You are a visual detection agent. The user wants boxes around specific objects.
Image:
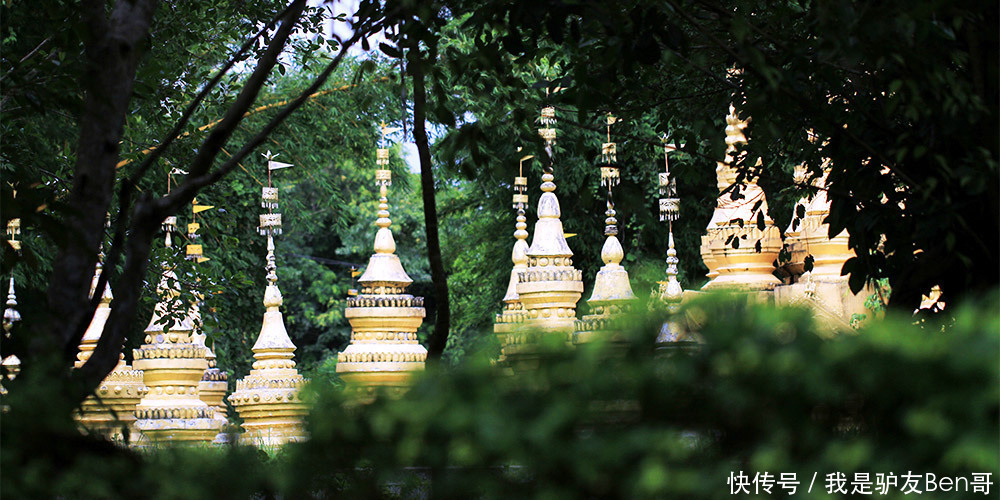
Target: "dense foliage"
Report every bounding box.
[3,296,996,498]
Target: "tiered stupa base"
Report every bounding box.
[494,305,526,362]
[76,361,147,443]
[199,367,230,443]
[700,225,783,292]
[574,307,630,345]
[338,292,427,400]
[230,369,307,446]
[337,333,427,399]
[132,347,222,444]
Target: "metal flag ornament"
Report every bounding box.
[538,106,557,146]
[600,113,620,189]
[514,148,532,209]
[187,199,213,263]
[375,122,395,189]
[659,134,680,223]
[259,151,291,238]
[5,194,20,252]
[600,113,622,237]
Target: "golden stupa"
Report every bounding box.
[575,115,636,343]
[773,158,867,330]
[700,105,782,291]
[74,253,147,442]
[337,129,427,396]
[495,155,531,360]
[230,166,308,446]
[782,162,854,280]
[230,237,308,445]
[512,106,584,348]
[131,227,222,443]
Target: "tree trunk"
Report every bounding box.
[41,0,160,376]
[409,56,451,359]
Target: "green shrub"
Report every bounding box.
[3,294,996,499]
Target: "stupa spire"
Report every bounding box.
[3,212,23,384]
[495,150,532,359]
[2,276,19,336]
[663,232,683,304]
[513,104,584,345]
[76,246,114,368]
[250,235,297,360]
[576,114,636,343]
[337,124,427,397]
[653,137,684,305]
[647,141,694,346]
[231,157,307,444]
[700,105,782,290]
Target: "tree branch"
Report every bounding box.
[125,1,300,186]
[76,7,377,396]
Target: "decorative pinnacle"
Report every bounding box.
[90,248,113,303]
[604,202,618,237]
[251,233,296,368]
[664,231,683,304]
[724,104,748,154]
[3,276,19,334]
[263,235,282,310]
[162,216,177,248]
[372,133,397,256]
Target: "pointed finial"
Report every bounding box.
[724,104,749,154]
[597,114,624,265]
[263,235,282,310]
[249,157,296,368]
[373,127,396,255]
[3,276,20,334]
[664,231,683,304]
[501,155,532,306]
[162,216,177,247]
[600,113,621,238]
[90,246,113,303]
